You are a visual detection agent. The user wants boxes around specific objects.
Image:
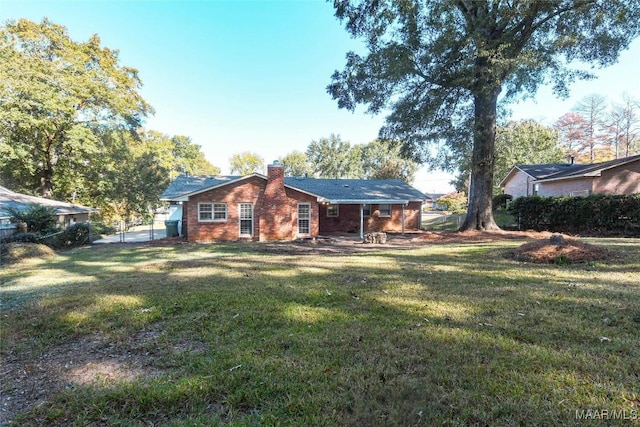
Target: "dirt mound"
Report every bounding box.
[1,242,56,263]
[505,237,613,264]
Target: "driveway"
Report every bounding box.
[93,224,167,244]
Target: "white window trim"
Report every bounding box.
[239,203,253,237]
[298,203,311,235]
[198,202,213,222]
[327,204,339,217]
[198,202,227,222]
[213,203,227,221]
[379,204,391,217]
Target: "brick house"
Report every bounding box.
[499,154,640,199]
[159,161,426,242]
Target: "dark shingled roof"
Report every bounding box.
[284,177,426,202]
[515,154,640,182]
[0,186,95,219]
[160,175,243,200]
[160,174,426,203]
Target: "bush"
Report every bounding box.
[50,223,94,249]
[6,205,58,234]
[492,194,513,211]
[437,192,467,214]
[507,194,640,234]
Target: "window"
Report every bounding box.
[198,202,227,222]
[213,203,227,220]
[379,204,391,217]
[298,203,310,235]
[239,203,253,236]
[198,203,213,221]
[362,204,371,217]
[327,204,339,217]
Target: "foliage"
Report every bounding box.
[6,204,58,233]
[0,19,218,223]
[2,241,639,425]
[303,136,419,182]
[360,139,418,182]
[436,192,467,214]
[305,134,363,179]
[49,223,93,249]
[0,18,152,197]
[229,152,265,175]
[507,194,640,234]
[328,1,640,231]
[493,120,566,191]
[279,151,314,177]
[492,194,513,211]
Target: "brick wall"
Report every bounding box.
[184,169,321,242]
[319,202,422,234]
[503,170,532,198]
[593,160,640,195]
[539,178,592,197]
[185,176,265,242]
[260,163,294,241]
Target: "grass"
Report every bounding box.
[1,239,639,426]
[422,211,518,231]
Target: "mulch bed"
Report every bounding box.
[504,237,615,264]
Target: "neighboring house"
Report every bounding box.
[423,193,446,211]
[159,161,426,242]
[499,154,640,198]
[0,185,95,237]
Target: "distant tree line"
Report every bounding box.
[228,135,419,183]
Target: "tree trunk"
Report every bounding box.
[459,87,500,231]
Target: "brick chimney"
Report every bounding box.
[260,161,293,240]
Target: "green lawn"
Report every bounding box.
[422,211,518,231]
[1,239,639,426]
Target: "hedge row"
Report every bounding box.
[507,194,640,234]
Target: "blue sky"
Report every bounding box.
[2,0,639,194]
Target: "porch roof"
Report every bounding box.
[283,177,426,203]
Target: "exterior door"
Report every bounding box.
[239,203,253,237]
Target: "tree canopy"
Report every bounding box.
[494,120,565,193]
[329,0,640,230]
[0,18,219,222]
[0,18,152,197]
[229,152,265,175]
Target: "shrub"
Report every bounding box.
[437,192,467,214]
[507,194,640,234]
[50,223,94,249]
[492,194,513,211]
[6,205,58,234]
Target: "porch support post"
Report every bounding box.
[401,203,406,235]
[360,204,364,241]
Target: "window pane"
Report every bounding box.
[213,203,227,220]
[240,204,253,236]
[199,204,212,220]
[298,203,310,234]
[379,204,391,217]
[363,204,371,217]
[327,204,339,217]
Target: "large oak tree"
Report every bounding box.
[328,0,640,230]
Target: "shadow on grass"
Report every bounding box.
[1,239,639,425]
